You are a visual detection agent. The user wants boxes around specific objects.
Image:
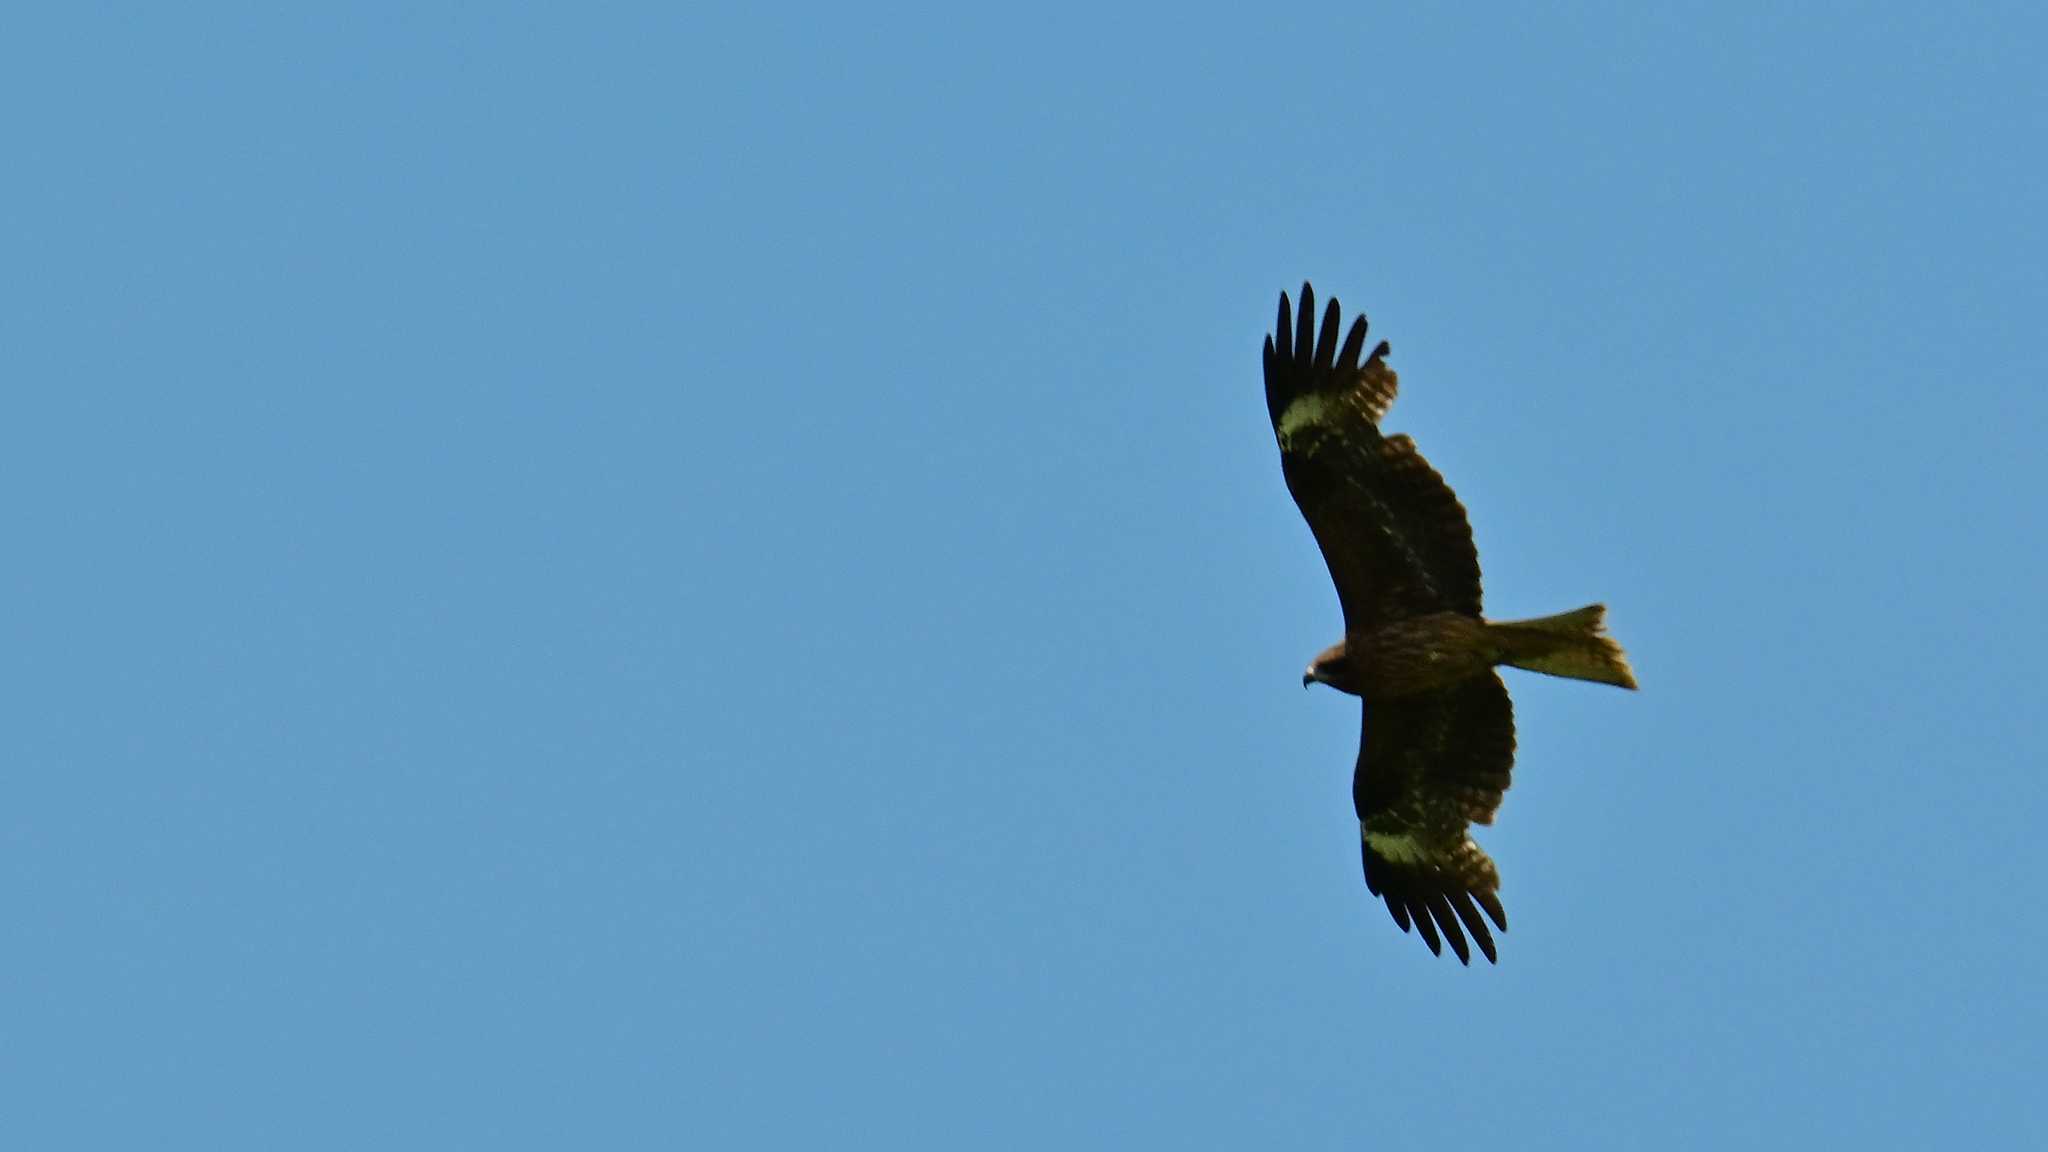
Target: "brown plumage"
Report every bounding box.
[1265,283,1636,965]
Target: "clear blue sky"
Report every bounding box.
[5,4,2044,1148]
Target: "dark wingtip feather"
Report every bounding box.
[1314,298,1341,370]
[1295,284,1315,363]
[1410,899,1443,956]
[1475,890,1507,932]
[1276,292,1292,363]
[1336,316,1369,374]
[1447,890,1497,964]
[1384,895,1411,932]
[1425,892,1472,965]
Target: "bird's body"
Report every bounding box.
[1265,283,1636,965]
[1308,613,1495,699]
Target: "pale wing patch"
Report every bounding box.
[1363,826,1429,866]
[1275,392,1330,447]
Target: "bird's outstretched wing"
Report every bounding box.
[1263,284,1482,632]
[1354,671,1516,964]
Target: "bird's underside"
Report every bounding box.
[1264,283,1636,965]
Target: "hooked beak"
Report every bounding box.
[1302,667,1318,689]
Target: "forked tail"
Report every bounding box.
[1488,605,1638,689]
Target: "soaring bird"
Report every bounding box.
[1265,283,1636,964]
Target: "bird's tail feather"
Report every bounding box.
[1488,605,1637,690]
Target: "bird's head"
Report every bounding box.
[1302,641,1361,695]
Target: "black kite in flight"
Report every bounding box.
[1266,283,1637,964]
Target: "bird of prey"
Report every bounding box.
[1266,283,1636,965]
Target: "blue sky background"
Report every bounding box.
[5,4,2044,1148]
